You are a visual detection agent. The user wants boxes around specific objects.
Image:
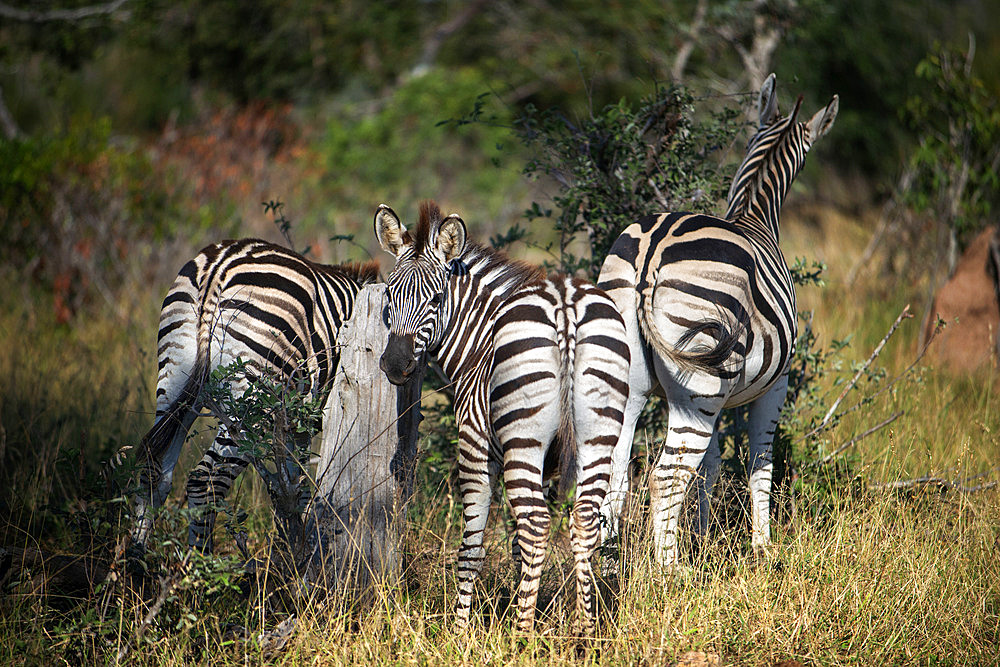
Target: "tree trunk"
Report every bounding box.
[303,284,423,598]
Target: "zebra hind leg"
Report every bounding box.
[505,463,550,634]
[130,408,198,557]
[693,427,722,544]
[648,410,717,569]
[185,428,252,552]
[746,375,787,557]
[569,494,602,637]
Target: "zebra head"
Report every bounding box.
[725,73,839,227]
[753,72,839,172]
[375,201,467,385]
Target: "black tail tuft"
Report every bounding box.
[138,360,208,477]
[674,318,745,371]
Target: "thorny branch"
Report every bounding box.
[817,411,903,465]
[800,305,946,464]
[0,0,129,22]
[116,550,191,662]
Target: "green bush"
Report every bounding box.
[313,68,524,234]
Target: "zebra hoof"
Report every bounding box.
[750,546,783,573]
[124,547,149,576]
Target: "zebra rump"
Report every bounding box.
[131,238,378,554]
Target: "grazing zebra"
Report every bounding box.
[131,238,378,554]
[598,74,839,565]
[375,201,629,636]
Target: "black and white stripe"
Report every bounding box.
[131,239,378,553]
[376,201,629,636]
[598,74,838,565]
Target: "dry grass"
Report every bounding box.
[1,201,999,666]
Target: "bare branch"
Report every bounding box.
[670,0,708,83]
[817,305,912,430]
[817,411,903,464]
[117,551,190,662]
[868,470,999,494]
[0,0,129,22]
[0,85,20,140]
[410,0,489,77]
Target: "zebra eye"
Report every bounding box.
[382,304,390,327]
[428,293,442,307]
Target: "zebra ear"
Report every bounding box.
[758,73,779,128]
[435,214,467,263]
[806,94,839,142]
[374,204,408,257]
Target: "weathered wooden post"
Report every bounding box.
[304,284,423,596]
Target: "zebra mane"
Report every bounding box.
[724,96,804,223]
[409,198,543,290]
[335,260,380,284]
[458,241,545,294]
[411,199,442,257]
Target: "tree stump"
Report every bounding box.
[304,284,423,596]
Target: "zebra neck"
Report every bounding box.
[732,209,782,249]
[436,252,539,382]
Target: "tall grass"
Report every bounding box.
[1,201,998,665]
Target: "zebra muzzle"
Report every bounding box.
[380,333,419,385]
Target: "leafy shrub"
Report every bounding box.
[0,115,180,321]
[512,84,744,277]
[313,68,524,234]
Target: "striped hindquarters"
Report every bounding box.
[148,238,377,460]
[611,211,793,399]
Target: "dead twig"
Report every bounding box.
[817,411,903,464]
[818,305,912,430]
[868,473,998,494]
[799,306,945,451]
[116,550,191,662]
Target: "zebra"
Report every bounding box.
[375,201,629,636]
[130,238,378,555]
[597,74,839,566]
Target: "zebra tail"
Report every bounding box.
[637,291,742,375]
[140,278,215,482]
[556,304,578,502]
[138,357,207,480]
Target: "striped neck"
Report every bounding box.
[437,243,543,378]
[724,110,809,245]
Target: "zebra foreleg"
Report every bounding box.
[453,432,495,629]
[746,374,787,555]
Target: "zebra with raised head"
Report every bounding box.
[131,238,378,554]
[375,201,629,636]
[598,74,838,565]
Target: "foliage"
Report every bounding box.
[902,42,1000,250]
[778,0,949,176]
[312,67,524,237]
[0,115,181,322]
[509,85,744,278]
[201,358,324,553]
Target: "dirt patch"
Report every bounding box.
[925,226,1000,373]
